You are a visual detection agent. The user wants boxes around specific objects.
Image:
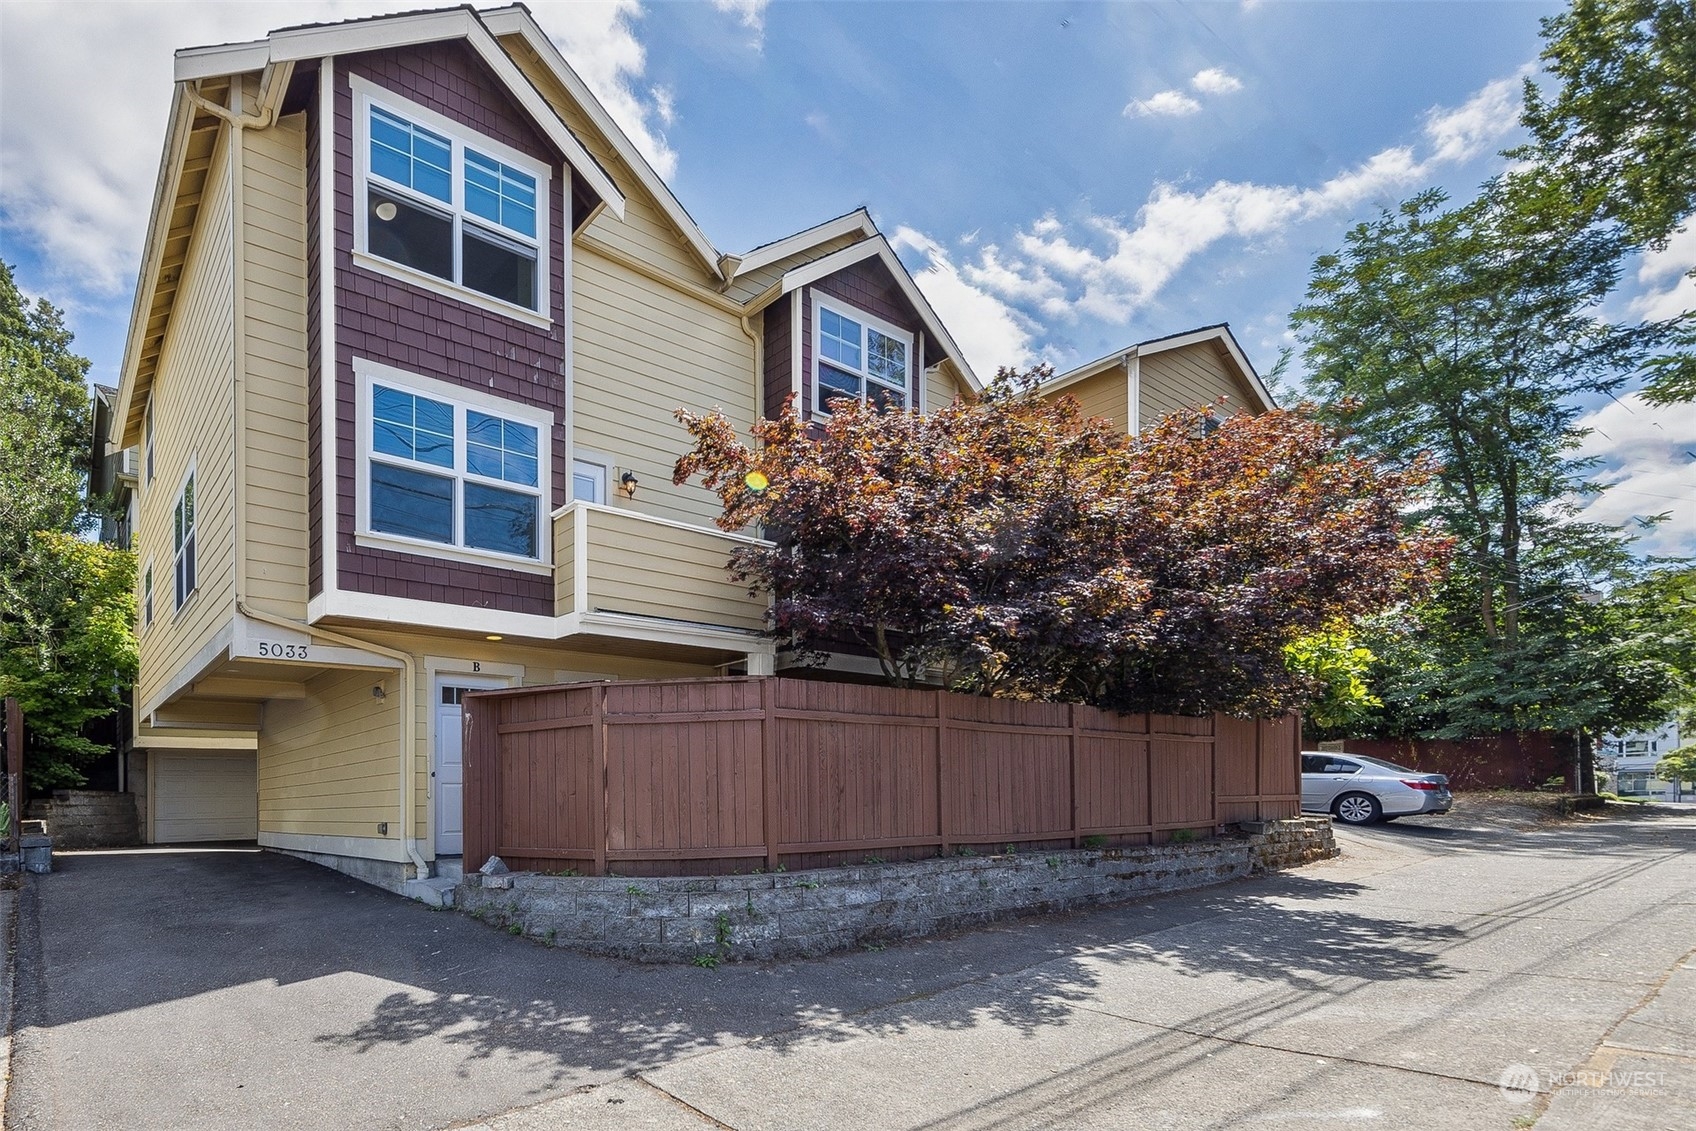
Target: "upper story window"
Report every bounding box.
[142,561,154,630]
[355,359,552,570]
[813,297,913,414]
[173,467,196,611]
[352,77,551,319]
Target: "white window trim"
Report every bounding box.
[143,396,155,488]
[349,74,553,328]
[172,458,197,618]
[353,357,554,575]
[811,294,916,417]
[571,451,612,504]
[141,557,155,632]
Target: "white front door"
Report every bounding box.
[433,676,507,855]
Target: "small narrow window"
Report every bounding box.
[173,470,196,610]
[143,397,155,486]
[572,459,606,504]
[142,563,154,628]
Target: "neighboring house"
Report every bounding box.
[89,383,137,548]
[1039,324,1275,432]
[1602,720,1687,801]
[111,5,1260,896]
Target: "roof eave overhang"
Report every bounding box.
[113,84,196,449]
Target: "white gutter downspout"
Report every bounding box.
[198,59,429,884]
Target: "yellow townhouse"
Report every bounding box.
[110,4,1268,900]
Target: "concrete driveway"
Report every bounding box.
[5,806,1693,1131]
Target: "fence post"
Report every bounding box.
[1069,703,1080,848]
[5,697,20,855]
[591,684,608,876]
[935,688,950,856]
[761,678,779,872]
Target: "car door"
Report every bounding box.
[1300,755,1328,811]
[1315,758,1364,808]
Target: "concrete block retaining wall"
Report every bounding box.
[456,816,1337,963]
[25,790,140,850]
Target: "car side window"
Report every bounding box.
[1301,755,1325,774]
[1323,760,1360,774]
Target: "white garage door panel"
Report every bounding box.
[154,753,258,842]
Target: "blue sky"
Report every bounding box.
[2,0,1691,554]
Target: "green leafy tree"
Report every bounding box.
[1292,187,1687,783]
[1655,744,1696,788]
[674,377,1447,717]
[1284,625,1382,736]
[0,261,137,787]
[1518,0,1696,404]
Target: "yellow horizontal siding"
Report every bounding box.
[1141,343,1255,426]
[554,511,576,614]
[136,129,238,712]
[240,115,310,621]
[1060,367,1130,432]
[260,668,400,836]
[581,509,766,631]
[572,249,756,529]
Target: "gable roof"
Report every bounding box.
[743,236,982,392]
[1042,323,1273,411]
[174,5,624,215]
[724,208,877,282]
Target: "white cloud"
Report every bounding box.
[1421,67,1530,164]
[1126,90,1202,118]
[711,0,769,44]
[891,227,1036,376]
[1630,226,1696,322]
[0,0,676,296]
[1190,67,1243,96]
[946,69,1528,326]
[1574,394,1696,556]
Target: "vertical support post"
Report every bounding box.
[936,688,950,856]
[5,697,20,854]
[1069,702,1081,848]
[761,677,779,872]
[591,683,608,876]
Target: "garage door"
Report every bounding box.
[153,753,258,842]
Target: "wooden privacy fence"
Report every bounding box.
[463,677,1301,876]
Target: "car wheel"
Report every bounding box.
[1333,792,1382,825]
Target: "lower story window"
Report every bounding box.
[359,362,551,564]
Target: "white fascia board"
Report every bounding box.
[775,237,982,392]
[174,41,273,81]
[575,611,775,654]
[480,6,720,272]
[114,86,195,447]
[734,209,877,279]
[1138,325,1275,411]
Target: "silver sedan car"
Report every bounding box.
[1301,752,1453,824]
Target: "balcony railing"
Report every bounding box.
[552,502,768,634]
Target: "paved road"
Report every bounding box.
[5,807,1693,1130]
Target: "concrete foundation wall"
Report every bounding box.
[457,816,1336,962]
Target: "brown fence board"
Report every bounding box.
[462,678,1303,875]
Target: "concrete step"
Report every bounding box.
[402,877,458,908]
[433,857,463,882]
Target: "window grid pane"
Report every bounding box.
[369,107,452,202]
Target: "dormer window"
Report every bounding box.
[352,77,550,319]
[813,298,913,414]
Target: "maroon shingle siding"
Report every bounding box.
[761,296,793,419]
[324,41,570,616]
[798,256,936,420]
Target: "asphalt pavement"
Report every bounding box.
[4,804,1692,1130]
